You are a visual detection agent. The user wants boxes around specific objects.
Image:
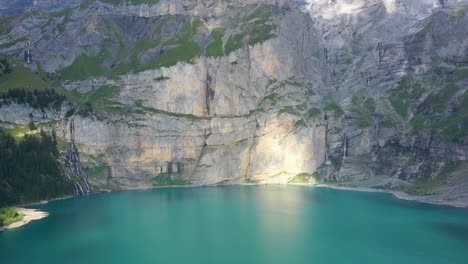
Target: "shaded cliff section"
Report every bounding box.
[312,4,468,204]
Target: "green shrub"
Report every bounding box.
[351,91,376,127]
[152,173,190,186]
[307,108,321,119]
[206,30,224,58]
[0,208,24,227]
[59,49,112,81]
[324,100,345,117]
[389,76,424,118]
[288,173,311,184]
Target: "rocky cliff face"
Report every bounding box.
[0,0,467,205]
[0,0,83,17]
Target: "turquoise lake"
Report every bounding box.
[1,185,468,264]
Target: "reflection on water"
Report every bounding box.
[1,186,468,264]
[432,222,468,242]
[246,186,309,247]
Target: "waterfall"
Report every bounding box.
[324,113,332,165]
[63,120,91,196]
[343,134,347,161]
[75,182,85,195]
[24,49,32,64]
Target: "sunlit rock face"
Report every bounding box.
[302,0,463,18]
[246,114,326,184]
[0,0,467,202]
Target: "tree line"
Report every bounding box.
[0,88,66,110]
[0,59,12,77]
[0,129,73,206]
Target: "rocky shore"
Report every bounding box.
[0,208,49,232]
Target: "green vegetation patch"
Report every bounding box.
[111,38,161,75]
[0,57,49,93]
[59,48,112,81]
[87,163,108,179]
[109,16,171,75]
[0,58,13,77]
[408,82,466,142]
[389,76,424,118]
[409,114,426,133]
[63,85,126,116]
[262,92,280,106]
[350,90,376,127]
[407,161,467,195]
[244,178,258,184]
[140,19,202,70]
[279,106,299,116]
[324,100,345,118]
[288,173,311,184]
[311,170,323,182]
[102,17,126,49]
[223,6,276,55]
[0,36,29,50]
[0,208,24,227]
[152,172,190,186]
[0,88,66,111]
[381,116,394,128]
[435,89,468,142]
[0,16,13,35]
[307,107,321,119]
[134,100,202,120]
[217,179,231,185]
[2,125,30,141]
[294,119,307,129]
[446,68,468,82]
[206,30,224,58]
[305,83,316,97]
[423,83,458,113]
[56,7,275,79]
[52,7,73,34]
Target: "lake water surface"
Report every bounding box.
[1,185,468,264]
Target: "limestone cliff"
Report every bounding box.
[0,0,467,205]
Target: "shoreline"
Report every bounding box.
[0,208,49,232]
[2,182,466,232]
[19,195,76,207]
[18,183,468,209]
[315,184,468,208]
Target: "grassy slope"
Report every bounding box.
[206,6,275,58]
[63,85,126,115]
[0,54,126,116]
[140,19,202,70]
[389,76,425,118]
[0,57,49,93]
[288,173,311,184]
[2,3,277,85]
[350,90,376,128]
[58,49,113,81]
[408,161,468,195]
